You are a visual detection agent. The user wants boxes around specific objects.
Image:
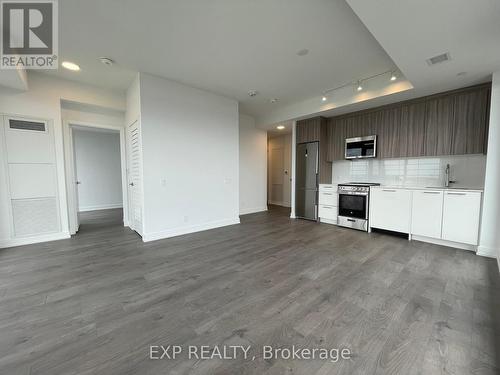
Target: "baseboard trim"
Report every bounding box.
[0,232,71,249]
[143,217,241,242]
[239,206,268,215]
[78,203,123,212]
[476,245,498,259]
[268,201,291,208]
[411,235,477,252]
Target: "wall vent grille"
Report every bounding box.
[9,119,46,132]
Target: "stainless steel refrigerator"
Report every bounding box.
[295,141,318,220]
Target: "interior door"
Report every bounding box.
[128,121,142,235]
[270,146,284,205]
[295,142,318,220]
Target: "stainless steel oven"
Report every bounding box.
[337,183,380,231]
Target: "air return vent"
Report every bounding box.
[426,52,451,66]
[9,119,46,132]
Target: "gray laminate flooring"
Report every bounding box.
[0,206,499,375]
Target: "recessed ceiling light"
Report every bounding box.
[277,125,285,130]
[99,57,114,66]
[297,49,309,56]
[270,98,279,103]
[390,72,397,81]
[356,82,363,91]
[62,61,80,71]
[248,90,258,97]
[321,96,327,102]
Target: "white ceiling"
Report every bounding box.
[346,0,500,96]
[43,0,397,118]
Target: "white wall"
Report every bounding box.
[0,72,125,247]
[138,73,240,241]
[331,154,487,189]
[239,114,267,215]
[268,133,292,207]
[73,129,123,211]
[479,71,500,261]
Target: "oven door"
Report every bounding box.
[338,193,367,219]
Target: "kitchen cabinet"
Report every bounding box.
[401,101,426,157]
[424,95,454,156]
[376,106,404,159]
[452,87,490,155]
[296,118,321,143]
[323,83,490,160]
[441,191,482,245]
[318,184,338,223]
[411,190,444,238]
[369,188,412,233]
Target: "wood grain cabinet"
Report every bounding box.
[401,101,426,157]
[424,95,454,156]
[323,83,490,161]
[451,87,490,155]
[296,118,321,143]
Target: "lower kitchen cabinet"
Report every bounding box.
[411,190,444,238]
[441,191,482,245]
[369,188,412,233]
[318,184,338,224]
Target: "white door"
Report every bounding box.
[411,190,443,238]
[128,121,142,235]
[442,191,481,245]
[269,146,284,205]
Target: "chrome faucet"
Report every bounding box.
[445,164,456,187]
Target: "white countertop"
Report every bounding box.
[373,185,484,192]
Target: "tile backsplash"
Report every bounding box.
[331,154,486,189]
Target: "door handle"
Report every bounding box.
[75,181,81,185]
[129,182,134,186]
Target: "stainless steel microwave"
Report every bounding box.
[345,135,377,159]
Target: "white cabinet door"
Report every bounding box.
[442,191,481,245]
[370,188,412,233]
[319,191,337,206]
[318,205,337,220]
[411,190,444,238]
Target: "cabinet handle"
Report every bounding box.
[322,193,333,195]
[447,192,467,196]
[382,189,396,192]
[322,206,332,209]
[423,191,440,194]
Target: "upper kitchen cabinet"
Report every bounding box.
[424,94,454,156]
[401,100,426,157]
[323,83,491,161]
[296,117,321,143]
[451,85,491,155]
[376,106,405,159]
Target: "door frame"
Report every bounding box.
[62,120,129,234]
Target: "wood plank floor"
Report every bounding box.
[0,206,499,375]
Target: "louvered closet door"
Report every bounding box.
[128,121,143,235]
